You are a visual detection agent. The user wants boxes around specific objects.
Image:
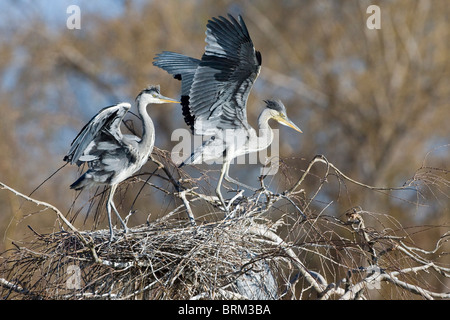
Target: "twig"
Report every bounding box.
[0,278,30,296]
[287,154,413,195]
[339,264,450,300]
[247,223,332,296]
[179,190,197,226]
[151,152,181,191]
[0,181,101,263]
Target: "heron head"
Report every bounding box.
[136,85,180,105]
[264,100,302,133]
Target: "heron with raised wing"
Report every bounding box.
[64,85,179,241]
[153,15,302,210]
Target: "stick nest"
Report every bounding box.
[1,155,449,300]
[1,214,282,300]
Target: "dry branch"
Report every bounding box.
[1,155,449,300]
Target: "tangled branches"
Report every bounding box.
[0,154,449,300]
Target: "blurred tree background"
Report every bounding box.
[0,0,448,297]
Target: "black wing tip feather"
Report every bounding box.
[256,50,262,66]
[212,13,244,28]
[181,95,195,132]
[208,14,248,37]
[206,14,261,66]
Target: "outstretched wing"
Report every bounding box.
[153,52,200,131]
[153,51,200,97]
[64,102,131,165]
[189,14,262,135]
[153,14,261,135]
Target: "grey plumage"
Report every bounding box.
[154,14,261,135]
[153,52,200,131]
[153,15,301,210]
[65,103,134,189]
[64,85,178,241]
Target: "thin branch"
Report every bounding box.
[0,181,101,263]
[288,154,414,195]
[179,190,196,226]
[248,224,334,297]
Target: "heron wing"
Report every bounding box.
[189,14,262,135]
[64,103,131,165]
[153,52,200,131]
[153,51,200,97]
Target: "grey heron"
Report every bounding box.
[64,85,179,241]
[153,15,302,210]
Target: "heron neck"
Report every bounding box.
[137,101,155,149]
[258,109,273,130]
[256,109,275,150]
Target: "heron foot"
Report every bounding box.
[219,200,229,213]
[106,227,129,245]
[217,197,229,212]
[108,229,114,244]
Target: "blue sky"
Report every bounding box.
[1,0,151,33]
[6,0,127,23]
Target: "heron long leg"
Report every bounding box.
[105,184,126,242]
[106,188,115,243]
[110,198,128,233]
[108,184,128,233]
[216,161,230,211]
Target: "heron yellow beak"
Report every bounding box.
[158,94,180,104]
[275,116,303,133]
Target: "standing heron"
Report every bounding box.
[153,15,302,209]
[64,85,179,241]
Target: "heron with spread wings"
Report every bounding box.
[64,85,179,241]
[153,15,302,209]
